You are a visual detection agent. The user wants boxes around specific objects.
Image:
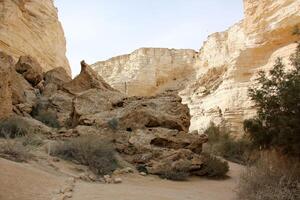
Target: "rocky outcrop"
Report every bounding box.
[32,61,207,176]
[92,0,300,135]
[0,0,71,75]
[92,48,197,96]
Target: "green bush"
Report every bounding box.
[237,154,300,200]
[204,122,252,164]
[0,117,28,138]
[244,43,300,156]
[51,136,118,175]
[197,153,229,178]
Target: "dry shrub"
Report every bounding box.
[237,153,300,200]
[0,139,33,162]
[159,163,190,181]
[197,153,229,178]
[51,135,118,175]
[0,117,28,138]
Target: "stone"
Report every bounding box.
[140,172,147,176]
[0,0,71,75]
[113,177,122,184]
[44,67,72,86]
[15,56,43,86]
[103,175,112,184]
[63,61,115,94]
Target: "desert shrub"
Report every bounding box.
[0,117,28,138]
[34,110,60,128]
[204,122,252,164]
[51,136,118,175]
[0,139,32,162]
[159,170,190,181]
[244,43,300,156]
[21,134,44,147]
[237,153,300,200]
[198,153,229,178]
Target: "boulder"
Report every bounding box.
[15,56,43,86]
[44,67,72,86]
[0,52,13,119]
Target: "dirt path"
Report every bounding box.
[72,162,243,200]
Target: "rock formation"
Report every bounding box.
[0,53,208,176]
[92,0,300,135]
[0,0,71,75]
[92,48,197,96]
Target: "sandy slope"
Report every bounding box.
[0,158,64,200]
[72,162,243,200]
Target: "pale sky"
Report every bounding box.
[55,0,244,76]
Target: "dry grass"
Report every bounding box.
[0,117,28,138]
[0,139,33,162]
[237,153,300,200]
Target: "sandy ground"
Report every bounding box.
[72,162,243,200]
[0,156,243,200]
[0,158,64,200]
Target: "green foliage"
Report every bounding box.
[51,136,118,175]
[237,154,300,200]
[204,122,252,164]
[108,118,119,130]
[244,44,300,156]
[198,153,229,178]
[0,117,28,138]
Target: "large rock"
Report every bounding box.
[44,67,72,86]
[0,52,13,119]
[15,56,43,86]
[113,128,207,175]
[0,0,71,75]
[63,61,114,94]
[78,91,190,132]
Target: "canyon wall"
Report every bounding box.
[0,0,71,75]
[92,0,300,135]
[92,48,197,96]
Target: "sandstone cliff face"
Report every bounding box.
[0,0,71,75]
[92,0,300,135]
[92,48,197,96]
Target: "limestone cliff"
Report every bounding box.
[0,0,71,75]
[92,48,197,96]
[182,0,300,134]
[92,0,300,135]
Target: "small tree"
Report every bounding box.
[244,42,300,156]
